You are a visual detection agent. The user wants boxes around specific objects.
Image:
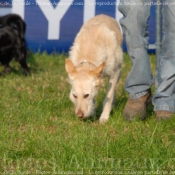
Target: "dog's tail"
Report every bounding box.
[12,20,26,39]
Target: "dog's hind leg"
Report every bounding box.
[0,56,12,74]
[99,66,121,123]
[15,46,30,76]
[19,59,30,76]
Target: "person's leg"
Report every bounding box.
[118,0,153,120]
[153,1,175,120]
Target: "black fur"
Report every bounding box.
[0,14,29,75]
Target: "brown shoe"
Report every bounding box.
[123,90,152,121]
[155,110,173,122]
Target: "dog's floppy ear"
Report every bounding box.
[65,58,77,79]
[90,62,105,76]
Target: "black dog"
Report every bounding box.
[0,14,29,75]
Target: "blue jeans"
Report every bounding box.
[119,0,175,112]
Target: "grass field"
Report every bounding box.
[0,53,175,175]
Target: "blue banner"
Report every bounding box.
[0,0,156,53]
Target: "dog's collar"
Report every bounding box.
[80,60,88,64]
[78,60,97,70]
[79,60,96,67]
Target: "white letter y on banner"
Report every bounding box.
[37,0,74,40]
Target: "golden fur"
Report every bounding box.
[65,14,123,123]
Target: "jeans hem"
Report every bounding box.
[129,91,148,99]
[154,106,175,113]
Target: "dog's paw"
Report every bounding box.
[99,116,109,124]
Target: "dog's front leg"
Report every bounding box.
[99,69,120,123]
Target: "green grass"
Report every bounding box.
[0,53,175,175]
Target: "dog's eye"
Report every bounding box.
[73,94,77,98]
[84,94,89,98]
